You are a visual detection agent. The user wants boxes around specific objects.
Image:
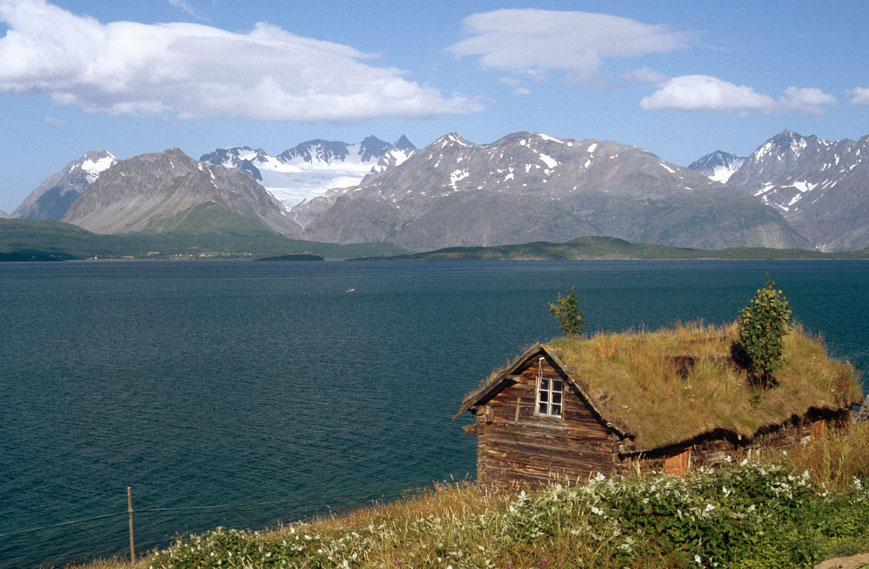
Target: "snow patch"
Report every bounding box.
[791,180,816,193]
[535,133,565,144]
[659,162,676,174]
[80,153,117,183]
[449,169,469,190]
[538,153,559,169]
[587,143,598,153]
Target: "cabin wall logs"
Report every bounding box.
[619,410,851,476]
[475,358,615,488]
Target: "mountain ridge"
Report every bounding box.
[62,148,301,237]
[692,130,869,251]
[292,131,810,251]
[200,135,416,209]
[12,151,117,220]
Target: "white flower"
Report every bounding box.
[705,503,715,512]
[695,554,702,563]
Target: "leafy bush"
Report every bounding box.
[737,277,793,386]
[548,287,585,338]
[146,460,869,569]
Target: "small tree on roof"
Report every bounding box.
[549,287,585,338]
[737,275,792,386]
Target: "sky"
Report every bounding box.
[1,0,868,213]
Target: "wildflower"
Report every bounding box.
[705,504,715,512]
[695,554,702,564]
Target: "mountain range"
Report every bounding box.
[199,135,415,209]
[689,130,869,251]
[290,132,808,250]
[6,129,867,254]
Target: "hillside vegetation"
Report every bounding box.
[544,321,862,449]
[0,211,407,260]
[72,422,869,569]
[356,237,869,261]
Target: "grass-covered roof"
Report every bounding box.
[462,321,863,451]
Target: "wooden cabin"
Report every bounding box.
[455,326,862,488]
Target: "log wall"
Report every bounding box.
[619,409,852,476]
[475,356,617,488]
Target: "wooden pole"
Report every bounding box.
[127,487,136,564]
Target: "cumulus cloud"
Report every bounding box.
[776,86,837,114]
[447,9,692,83]
[640,75,836,114]
[0,0,482,121]
[847,86,869,106]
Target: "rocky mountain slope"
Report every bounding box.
[693,130,869,251]
[0,209,8,219]
[200,135,415,209]
[12,151,117,220]
[291,132,810,251]
[62,149,300,236]
[688,151,745,184]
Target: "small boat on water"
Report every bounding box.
[345,288,356,293]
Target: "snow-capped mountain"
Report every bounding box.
[13,151,117,220]
[688,151,745,184]
[62,148,299,236]
[694,130,869,251]
[292,131,808,251]
[200,135,415,209]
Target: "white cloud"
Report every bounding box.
[513,87,531,96]
[847,86,869,106]
[623,66,668,84]
[43,116,65,127]
[498,76,521,86]
[640,75,836,114]
[0,0,483,122]
[447,9,692,83]
[776,86,837,115]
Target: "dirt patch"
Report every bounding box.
[814,552,869,569]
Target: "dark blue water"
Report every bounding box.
[0,260,866,568]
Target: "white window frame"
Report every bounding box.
[535,357,563,418]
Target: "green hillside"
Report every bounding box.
[356,236,869,261]
[0,205,408,260]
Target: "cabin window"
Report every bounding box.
[536,377,563,418]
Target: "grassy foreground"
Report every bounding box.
[71,423,869,569]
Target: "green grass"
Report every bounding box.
[71,423,869,569]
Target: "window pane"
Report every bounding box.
[553,380,563,391]
[539,378,549,390]
[552,392,562,404]
[539,391,548,402]
[539,402,548,414]
[551,404,562,416]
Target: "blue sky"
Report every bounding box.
[1,0,868,213]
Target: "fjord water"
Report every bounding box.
[1,260,866,568]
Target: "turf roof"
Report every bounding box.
[461,321,863,451]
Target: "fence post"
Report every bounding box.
[127,487,136,564]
